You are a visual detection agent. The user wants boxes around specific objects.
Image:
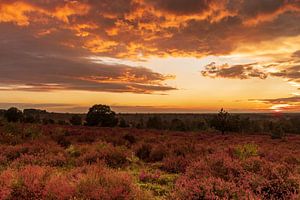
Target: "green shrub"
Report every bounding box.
[23,125,42,140]
[233,143,258,160]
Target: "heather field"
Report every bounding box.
[0,123,299,200]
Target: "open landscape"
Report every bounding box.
[0,106,300,199]
[1,0,300,199]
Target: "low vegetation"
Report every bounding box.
[0,105,299,199]
[0,121,299,199]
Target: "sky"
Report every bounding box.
[0,0,300,113]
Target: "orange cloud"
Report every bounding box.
[1,0,300,61]
[243,2,300,26]
[0,1,42,26]
[51,1,90,23]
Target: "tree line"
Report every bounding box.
[1,105,299,139]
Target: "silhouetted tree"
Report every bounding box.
[86,104,118,127]
[4,107,23,122]
[213,108,230,134]
[70,115,82,126]
[146,116,163,129]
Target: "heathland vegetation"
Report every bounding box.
[0,105,299,199]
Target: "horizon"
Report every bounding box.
[1,104,300,114]
[1,0,300,112]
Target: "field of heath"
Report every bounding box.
[0,123,300,199]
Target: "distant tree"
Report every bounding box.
[4,107,23,122]
[70,115,82,126]
[23,114,35,123]
[213,108,230,134]
[136,118,144,129]
[146,116,163,129]
[170,118,187,131]
[86,104,118,127]
[119,118,129,128]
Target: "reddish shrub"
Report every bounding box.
[43,175,76,200]
[0,169,15,199]
[136,143,152,161]
[161,156,189,173]
[10,165,49,199]
[172,176,252,200]
[149,145,167,162]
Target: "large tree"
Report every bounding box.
[4,107,23,122]
[86,104,118,127]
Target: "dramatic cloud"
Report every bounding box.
[201,62,268,79]
[1,0,300,111]
[0,24,175,93]
[0,0,300,58]
[147,0,214,15]
[201,50,300,111]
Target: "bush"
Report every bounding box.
[172,176,249,200]
[149,145,167,162]
[104,147,128,168]
[231,143,259,160]
[70,115,82,126]
[136,144,152,161]
[23,125,42,140]
[123,133,136,145]
[161,156,189,173]
[4,107,23,123]
[51,128,71,148]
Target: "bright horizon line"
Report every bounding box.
[0,104,299,114]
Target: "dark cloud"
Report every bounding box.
[0,24,175,93]
[201,62,268,79]
[1,0,300,58]
[147,0,212,15]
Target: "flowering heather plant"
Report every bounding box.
[0,124,299,199]
[0,169,14,200]
[43,174,76,200]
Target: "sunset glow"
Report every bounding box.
[0,0,300,113]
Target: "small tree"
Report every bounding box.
[86,104,118,127]
[70,115,82,126]
[213,108,230,134]
[4,107,23,122]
